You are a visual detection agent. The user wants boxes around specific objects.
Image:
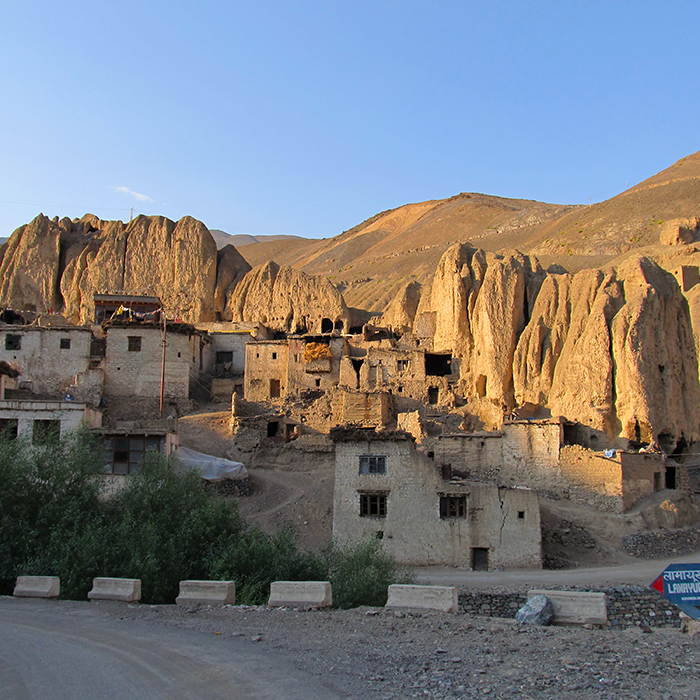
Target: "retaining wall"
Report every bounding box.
[459,585,680,629]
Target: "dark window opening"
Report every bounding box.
[104,435,160,475]
[440,495,466,519]
[425,353,452,377]
[5,334,21,351]
[0,419,18,439]
[321,318,333,333]
[285,423,296,442]
[267,421,279,438]
[471,547,489,571]
[518,511,525,519]
[654,471,664,492]
[441,463,452,480]
[398,386,403,393]
[349,326,363,335]
[33,419,60,445]
[427,451,435,460]
[269,379,281,398]
[315,378,321,387]
[60,338,71,350]
[216,351,233,365]
[397,359,408,372]
[665,467,677,490]
[128,336,142,352]
[334,320,344,331]
[375,530,384,540]
[428,387,439,405]
[359,455,387,474]
[360,494,387,517]
[272,352,277,360]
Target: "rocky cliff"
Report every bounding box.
[406,243,700,444]
[0,213,250,324]
[228,261,351,334]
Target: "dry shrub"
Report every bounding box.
[304,342,332,361]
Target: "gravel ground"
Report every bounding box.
[91,599,700,700]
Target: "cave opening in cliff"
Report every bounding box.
[351,359,364,384]
[334,320,344,331]
[425,353,452,376]
[321,318,333,333]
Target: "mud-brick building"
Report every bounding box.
[244,336,345,402]
[0,323,96,397]
[331,428,541,570]
[103,320,208,400]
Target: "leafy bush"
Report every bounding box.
[0,430,104,595]
[0,432,413,606]
[322,537,415,609]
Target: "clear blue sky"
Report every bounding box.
[1,1,698,239]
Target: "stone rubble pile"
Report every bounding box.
[622,524,700,559]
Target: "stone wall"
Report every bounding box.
[199,327,251,375]
[104,326,192,399]
[621,452,665,511]
[458,586,681,629]
[0,400,102,439]
[341,391,392,427]
[559,445,624,512]
[332,434,541,569]
[244,340,289,402]
[0,326,92,396]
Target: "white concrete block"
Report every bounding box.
[268,581,332,608]
[13,576,60,598]
[176,580,236,606]
[385,584,459,613]
[88,577,141,602]
[528,589,607,626]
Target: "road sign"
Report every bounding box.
[651,563,700,619]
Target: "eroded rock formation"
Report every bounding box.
[228,261,351,334]
[414,243,700,443]
[0,213,236,324]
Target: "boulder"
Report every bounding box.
[516,594,554,625]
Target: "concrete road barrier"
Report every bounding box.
[528,589,607,626]
[176,580,236,606]
[385,584,458,613]
[88,578,141,602]
[268,581,332,608]
[13,576,60,598]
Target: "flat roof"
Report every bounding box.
[94,294,162,305]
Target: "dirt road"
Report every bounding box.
[2,594,697,700]
[0,598,344,700]
[415,551,700,589]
